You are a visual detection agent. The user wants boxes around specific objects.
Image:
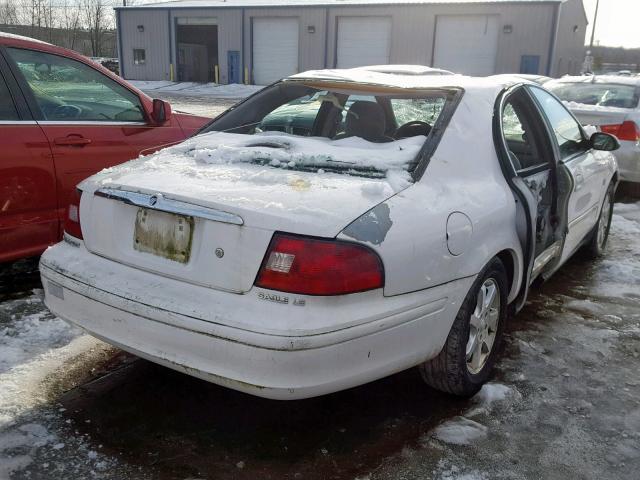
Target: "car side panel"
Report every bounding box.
[0,123,58,263]
[2,44,199,246]
[560,149,617,263]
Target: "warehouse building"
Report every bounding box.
[115,0,588,85]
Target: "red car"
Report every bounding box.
[0,33,210,263]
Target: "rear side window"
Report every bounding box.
[0,71,19,120]
[530,87,586,160]
[391,97,445,126]
[7,47,145,122]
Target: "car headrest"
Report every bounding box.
[345,101,387,142]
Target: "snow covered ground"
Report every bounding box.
[132,81,263,118]
[130,81,263,99]
[0,200,639,480]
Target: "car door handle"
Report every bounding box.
[54,135,92,146]
[574,172,584,190]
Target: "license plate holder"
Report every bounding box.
[134,208,193,263]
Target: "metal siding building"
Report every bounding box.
[116,0,587,84]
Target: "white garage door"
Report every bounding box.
[433,15,499,76]
[252,17,299,85]
[336,17,392,68]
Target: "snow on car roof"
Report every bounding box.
[288,67,521,93]
[355,65,455,76]
[549,75,640,87]
[0,31,51,45]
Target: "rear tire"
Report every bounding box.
[584,181,615,259]
[420,258,508,397]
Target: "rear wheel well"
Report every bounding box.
[496,250,516,303]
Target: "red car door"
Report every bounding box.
[0,58,57,263]
[4,47,186,227]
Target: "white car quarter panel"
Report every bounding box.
[340,90,524,301]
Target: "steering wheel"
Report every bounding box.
[394,120,431,139]
[51,104,83,120]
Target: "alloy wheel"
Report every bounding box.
[466,278,501,375]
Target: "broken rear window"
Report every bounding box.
[202,82,457,178]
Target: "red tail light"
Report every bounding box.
[64,189,83,240]
[600,121,640,142]
[255,233,384,295]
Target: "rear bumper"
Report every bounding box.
[40,241,473,399]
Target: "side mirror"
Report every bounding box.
[151,98,172,124]
[590,132,620,152]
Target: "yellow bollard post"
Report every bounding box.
[214,64,219,84]
[244,67,249,85]
[169,63,174,82]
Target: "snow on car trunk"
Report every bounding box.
[79,132,423,293]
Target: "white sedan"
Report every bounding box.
[40,69,619,399]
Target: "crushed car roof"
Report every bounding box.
[287,67,524,93]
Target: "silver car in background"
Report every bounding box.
[546,76,640,183]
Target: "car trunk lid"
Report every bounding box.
[565,103,630,127]
[79,132,419,293]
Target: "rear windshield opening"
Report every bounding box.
[547,82,639,109]
[197,82,456,179]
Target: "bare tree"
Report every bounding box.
[60,2,82,50]
[0,1,20,25]
[82,0,108,57]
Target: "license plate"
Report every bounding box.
[134,208,193,263]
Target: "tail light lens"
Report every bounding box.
[64,188,83,240]
[600,121,640,142]
[255,233,384,295]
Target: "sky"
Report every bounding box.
[582,0,640,48]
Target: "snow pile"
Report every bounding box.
[0,423,56,478]
[93,131,423,205]
[0,310,78,374]
[177,131,424,175]
[431,417,488,445]
[471,382,518,407]
[428,383,520,447]
[614,201,640,219]
[130,80,264,99]
[611,212,640,236]
[0,291,109,477]
[439,469,487,480]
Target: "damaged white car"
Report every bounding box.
[40,69,619,399]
